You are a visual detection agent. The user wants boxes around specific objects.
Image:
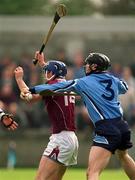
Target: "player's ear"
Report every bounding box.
[91,64,97,71]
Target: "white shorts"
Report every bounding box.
[43,131,79,166]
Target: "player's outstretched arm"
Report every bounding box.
[29,79,78,95]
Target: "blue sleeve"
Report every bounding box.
[29,79,79,94]
[118,79,128,94]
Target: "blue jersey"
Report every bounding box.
[30,73,128,126]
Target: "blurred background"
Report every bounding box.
[0,0,135,169]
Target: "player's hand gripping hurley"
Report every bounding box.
[33,4,67,65]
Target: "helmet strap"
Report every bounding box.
[45,71,56,81]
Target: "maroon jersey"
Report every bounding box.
[43,79,76,134]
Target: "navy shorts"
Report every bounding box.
[93,118,133,154]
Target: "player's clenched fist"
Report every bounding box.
[34,51,46,67]
[14,66,24,80]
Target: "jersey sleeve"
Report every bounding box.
[118,79,128,94]
[29,79,79,94]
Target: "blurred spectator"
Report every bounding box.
[130,60,135,78]
[0,55,13,75]
[0,66,15,86]
[56,48,73,67]
[29,71,40,86]
[129,106,135,128]
[66,67,74,80]
[0,83,17,107]
[8,102,28,128]
[7,141,17,169]
[76,105,92,131]
[72,50,85,79]
[19,101,46,128]
[18,52,33,85]
[119,66,135,127]
[110,63,122,78]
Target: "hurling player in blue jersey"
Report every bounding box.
[27,52,135,180]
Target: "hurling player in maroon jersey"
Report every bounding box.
[14,52,78,180]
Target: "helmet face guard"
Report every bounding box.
[85,53,111,75]
[43,60,67,81]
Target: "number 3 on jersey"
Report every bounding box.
[100,79,115,101]
[64,93,75,106]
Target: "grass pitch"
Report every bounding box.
[0,168,128,180]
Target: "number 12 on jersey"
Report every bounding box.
[64,92,75,106]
